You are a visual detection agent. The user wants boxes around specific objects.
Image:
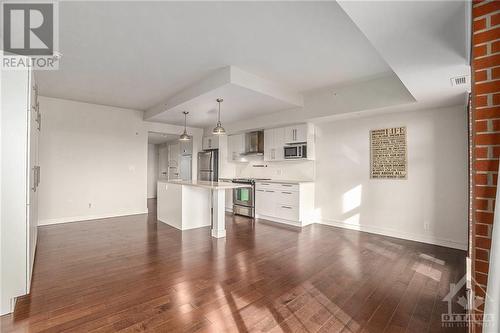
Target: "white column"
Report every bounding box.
[211,189,226,238]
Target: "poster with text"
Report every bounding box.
[370,127,407,179]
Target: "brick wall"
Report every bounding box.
[472,0,500,331]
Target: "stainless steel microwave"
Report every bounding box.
[284,144,307,159]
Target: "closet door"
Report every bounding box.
[27,71,39,291]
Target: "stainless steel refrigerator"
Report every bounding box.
[197,150,218,181]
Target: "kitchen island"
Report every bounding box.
[157,179,251,238]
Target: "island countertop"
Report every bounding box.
[158,179,251,190]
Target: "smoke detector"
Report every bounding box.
[450,75,470,87]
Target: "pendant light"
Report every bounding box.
[179,111,191,141]
[212,98,226,135]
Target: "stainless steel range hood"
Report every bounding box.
[242,131,264,155]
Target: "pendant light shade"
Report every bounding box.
[212,98,226,135]
[179,111,191,141]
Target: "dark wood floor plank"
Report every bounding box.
[0,199,466,333]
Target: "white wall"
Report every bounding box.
[314,105,468,250]
[147,144,159,198]
[38,97,204,225]
[38,97,148,225]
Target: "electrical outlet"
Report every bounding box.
[276,169,282,176]
[424,222,430,231]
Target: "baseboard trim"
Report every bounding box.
[256,214,302,227]
[225,207,233,213]
[39,210,148,226]
[317,218,467,251]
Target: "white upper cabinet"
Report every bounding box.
[264,124,315,161]
[264,127,286,162]
[264,129,275,161]
[202,135,219,150]
[227,134,245,162]
[284,124,307,144]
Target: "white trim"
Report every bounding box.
[317,218,467,251]
[256,214,302,227]
[225,207,233,213]
[38,210,148,226]
[211,229,226,238]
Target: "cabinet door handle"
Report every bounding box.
[257,189,265,192]
[281,184,293,187]
[281,206,292,209]
[265,190,275,193]
[32,167,37,191]
[282,191,292,194]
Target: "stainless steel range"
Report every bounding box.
[231,178,271,218]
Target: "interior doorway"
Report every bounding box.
[147,131,193,199]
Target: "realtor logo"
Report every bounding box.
[3,3,53,55]
[1,1,59,69]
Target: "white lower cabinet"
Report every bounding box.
[255,182,314,226]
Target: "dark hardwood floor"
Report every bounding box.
[1,199,467,332]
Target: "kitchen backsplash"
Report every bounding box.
[235,160,315,180]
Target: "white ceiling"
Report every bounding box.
[338,0,470,107]
[37,1,391,112]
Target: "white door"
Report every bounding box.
[27,72,39,290]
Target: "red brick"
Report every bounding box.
[475,133,500,144]
[494,93,500,105]
[476,94,488,107]
[475,260,490,274]
[492,67,500,80]
[476,160,499,172]
[473,26,500,45]
[476,271,489,285]
[475,173,489,184]
[474,54,500,70]
[493,118,500,131]
[476,236,492,249]
[493,146,500,157]
[476,248,490,261]
[476,185,498,198]
[492,12,500,27]
[476,211,494,224]
[476,223,490,236]
[476,80,500,94]
[474,173,488,185]
[473,1,500,18]
[475,146,489,158]
[476,106,500,119]
[474,18,487,32]
[474,44,488,58]
[475,198,490,210]
[476,69,488,82]
[476,284,487,297]
[493,40,500,53]
[475,119,489,132]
